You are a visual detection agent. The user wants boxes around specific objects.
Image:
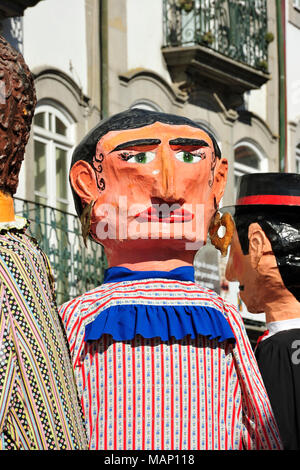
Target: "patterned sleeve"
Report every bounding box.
[0,281,17,437]
[59,297,84,367]
[224,302,282,450]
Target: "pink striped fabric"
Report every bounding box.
[59,279,282,450]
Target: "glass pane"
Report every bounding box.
[34,140,47,195]
[34,112,45,128]
[234,145,259,169]
[56,117,67,136]
[56,147,68,200]
[57,201,68,213]
[49,113,54,133]
[34,194,47,205]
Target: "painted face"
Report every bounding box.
[88,122,223,251]
[225,229,264,313]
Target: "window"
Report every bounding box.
[33,104,75,303]
[33,104,74,212]
[234,141,268,194]
[294,0,300,12]
[130,100,163,112]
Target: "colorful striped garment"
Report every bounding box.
[59,268,282,450]
[0,219,87,450]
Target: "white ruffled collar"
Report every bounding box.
[0,216,28,232]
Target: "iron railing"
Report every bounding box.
[14,198,107,306]
[163,0,271,72]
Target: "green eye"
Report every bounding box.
[121,151,155,164]
[175,151,201,163]
[134,153,147,163]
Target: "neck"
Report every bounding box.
[263,288,300,323]
[0,191,15,222]
[104,239,196,271]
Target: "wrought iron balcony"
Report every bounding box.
[14,198,107,306]
[162,0,272,107]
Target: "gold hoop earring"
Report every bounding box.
[80,200,95,248]
[209,211,235,257]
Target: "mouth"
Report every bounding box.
[135,206,194,223]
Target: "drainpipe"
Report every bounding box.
[276,0,287,172]
[100,0,109,119]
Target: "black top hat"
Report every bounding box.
[221,172,300,214]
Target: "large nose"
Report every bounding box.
[154,143,177,201]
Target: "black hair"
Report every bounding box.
[234,205,300,301]
[70,108,221,217]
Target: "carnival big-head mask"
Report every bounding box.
[0,36,36,196]
[225,173,300,312]
[70,109,228,267]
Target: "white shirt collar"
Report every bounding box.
[264,318,300,340]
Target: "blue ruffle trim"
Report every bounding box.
[85,304,236,344]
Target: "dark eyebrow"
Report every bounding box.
[110,138,161,153]
[169,138,209,147]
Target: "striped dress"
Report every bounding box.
[59,270,282,450]
[0,219,87,450]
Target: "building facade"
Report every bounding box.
[287,0,300,173]
[0,0,106,304]
[1,0,296,344]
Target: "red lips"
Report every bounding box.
[136,206,194,223]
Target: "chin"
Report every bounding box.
[241,296,264,314]
[248,306,265,314]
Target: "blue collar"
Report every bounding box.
[84,266,236,345]
[103,266,195,283]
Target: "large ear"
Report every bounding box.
[248,222,270,269]
[69,160,99,205]
[212,157,228,205]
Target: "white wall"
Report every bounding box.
[126,0,171,83]
[247,85,267,122]
[23,0,88,95]
[286,22,300,123]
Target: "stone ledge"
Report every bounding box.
[162,45,271,109]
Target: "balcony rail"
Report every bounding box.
[163,0,270,72]
[14,198,107,306]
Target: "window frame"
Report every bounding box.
[293,0,300,12]
[130,100,163,112]
[33,103,75,211]
[234,140,268,197]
